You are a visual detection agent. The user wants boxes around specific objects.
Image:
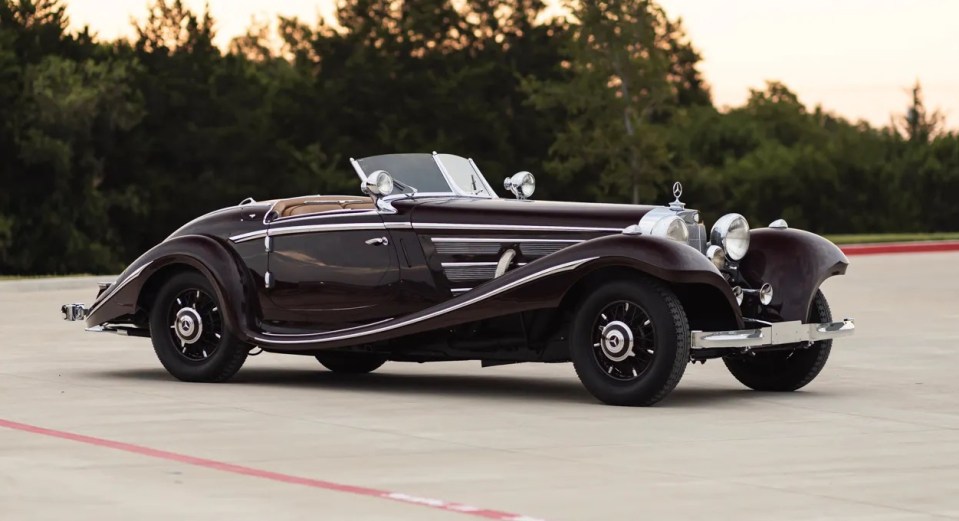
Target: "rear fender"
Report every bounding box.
[738,228,848,322]
[84,235,257,337]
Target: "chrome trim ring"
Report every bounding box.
[174,308,203,345]
[599,320,634,362]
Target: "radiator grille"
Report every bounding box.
[686,223,707,253]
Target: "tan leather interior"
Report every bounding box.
[272,195,376,218]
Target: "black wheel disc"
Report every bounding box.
[590,299,656,381]
[166,288,223,361]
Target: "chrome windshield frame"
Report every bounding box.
[350,153,498,200]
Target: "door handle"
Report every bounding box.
[365,237,389,246]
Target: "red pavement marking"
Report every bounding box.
[840,241,959,256]
[0,418,543,521]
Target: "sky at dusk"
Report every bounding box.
[65,0,959,128]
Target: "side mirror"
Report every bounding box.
[503,171,535,200]
[362,170,394,196]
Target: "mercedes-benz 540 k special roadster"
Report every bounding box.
[62,153,855,406]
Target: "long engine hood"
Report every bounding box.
[405,197,658,231]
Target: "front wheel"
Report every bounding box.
[723,289,833,392]
[149,271,251,382]
[569,279,690,406]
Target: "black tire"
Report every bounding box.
[149,271,250,382]
[315,352,387,374]
[570,278,690,406]
[724,290,832,392]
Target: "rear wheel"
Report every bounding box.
[724,289,832,392]
[149,271,250,382]
[569,279,690,406]
[315,352,387,374]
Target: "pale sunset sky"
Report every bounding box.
[65,0,959,129]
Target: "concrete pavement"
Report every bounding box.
[2,253,958,520]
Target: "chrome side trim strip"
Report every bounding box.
[232,221,413,243]
[431,237,584,243]
[414,223,621,233]
[450,288,472,294]
[86,261,153,317]
[233,221,613,244]
[253,257,598,345]
[267,223,387,238]
[231,230,269,243]
[442,261,527,267]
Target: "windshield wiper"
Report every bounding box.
[467,171,487,195]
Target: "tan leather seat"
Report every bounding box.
[272,195,376,218]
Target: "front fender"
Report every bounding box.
[738,228,848,322]
[84,235,256,336]
[492,234,744,331]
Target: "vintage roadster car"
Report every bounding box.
[62,153,854,406]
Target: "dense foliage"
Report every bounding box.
[0,0,956,274]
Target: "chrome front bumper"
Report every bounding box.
[691,319,855,350]
[61,303,87,321]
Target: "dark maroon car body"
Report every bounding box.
[61,152,854,405]
[76,155,845,361]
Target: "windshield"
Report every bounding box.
[355,154,451,194]
[435,153,495,197]
[353,153,496,198]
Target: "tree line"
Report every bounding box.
[1,0,956,274]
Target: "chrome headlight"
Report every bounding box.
[710,213,750,260]
[365,170,394,196]
[504,171,535,199]
[706,244,726,269]
[650,215,689,243]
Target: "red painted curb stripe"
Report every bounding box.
[0,418,543,521]
[840,240,959,256]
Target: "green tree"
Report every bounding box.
[524,0,704,204]
[895,80,944,144]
